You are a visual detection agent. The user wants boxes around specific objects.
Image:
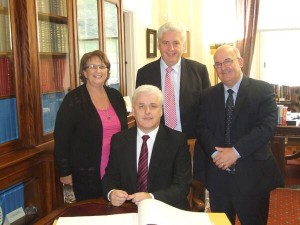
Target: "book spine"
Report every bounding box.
[277,105,283,125]
[0,14,5,52]
[0,57,4,96]
[282,106,287,126]
[5,14,11,51]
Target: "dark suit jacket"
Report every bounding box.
[195,76,284,195]
[136,58,211,138]
[102,125,192,210]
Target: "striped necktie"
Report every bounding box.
[137,135,150,192]
[164,67,177,129]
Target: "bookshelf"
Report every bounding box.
[0,0,125,222]
[274,85,300,114]
[0,0,18,144]
[273,84,291,102]
[0,0,74,222]
[36,0,70,134]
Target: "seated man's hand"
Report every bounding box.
[127,192,152,205]
[110,190,128,206]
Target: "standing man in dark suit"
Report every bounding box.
[136,22,211,138]
[102,85,192,210]
[195,45,284,225]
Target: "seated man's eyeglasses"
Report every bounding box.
[214,58,237,69]
[85,64,107,70]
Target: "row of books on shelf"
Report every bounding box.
[38,21,69,53]
[0,183,25,225]
[273,84,291,101]
[0,13,11,52]
[0,93,66,143]
[39,57,68,93]
[0,98,18,144]
[42,92,66,133]
[37,0,67,17]
[0,0,8,8]
[277,105,288,125]
[0,56,14,97]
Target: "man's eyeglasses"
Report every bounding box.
[85,64,107,70]
[214,58,236,69]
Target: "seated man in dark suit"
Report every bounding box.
[102,85,192,210]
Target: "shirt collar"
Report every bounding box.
[137,126,159,140]
[223,74,243,94]
[160,58,181,74]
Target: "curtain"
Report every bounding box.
[235,0,260,76]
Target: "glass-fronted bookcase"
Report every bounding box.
[0,0,76,221]
[36,0,71,134]
[0,0,75,146]
[0,0,18,145]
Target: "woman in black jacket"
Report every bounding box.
[54,50,128,201]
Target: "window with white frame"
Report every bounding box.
[253,0,300,86]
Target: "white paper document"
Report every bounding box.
[56,213,138,225]
[138,199,211,225]
[56,199,211,225]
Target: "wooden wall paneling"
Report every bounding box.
[271,136,286,177]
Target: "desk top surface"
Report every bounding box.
[34,198,231,225]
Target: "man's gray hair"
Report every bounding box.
[157,22,186,43]
[132,85,163,106]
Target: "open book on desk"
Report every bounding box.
[56,198,212,225]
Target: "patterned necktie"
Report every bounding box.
[225,89,234,146]
[137,135,150,192]
[225,89,236,174]
[164,67,177,129]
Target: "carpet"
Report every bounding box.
[235,188,300,225]
[267,188,300,224]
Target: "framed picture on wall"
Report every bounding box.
[182,31,190,57]
[146,28,157,58]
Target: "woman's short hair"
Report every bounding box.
[79,50,111,83]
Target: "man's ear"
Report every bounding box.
[238,57,244,68]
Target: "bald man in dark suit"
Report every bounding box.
[195,45,284,225]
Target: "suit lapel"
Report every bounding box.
[126,128,139,188]
[179,58,189,108]
[215,84,226,132]
[153,59,163,88]
[233,76,250,122]
[148,126,168,188]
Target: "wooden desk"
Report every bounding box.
[271,125,300,177]
[34,198,231,225]
[34,198,136,225]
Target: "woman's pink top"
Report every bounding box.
[97,104,121,178]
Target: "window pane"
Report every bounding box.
[104,1,120,91]
[259,0,300,29]
[77,0,99,60]
[259,30,300,86]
